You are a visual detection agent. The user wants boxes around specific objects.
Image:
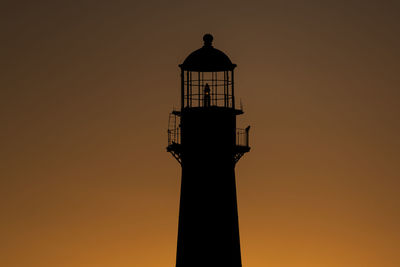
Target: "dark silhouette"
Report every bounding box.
[167,34,250,267]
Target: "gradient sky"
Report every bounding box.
[1,1,400,266]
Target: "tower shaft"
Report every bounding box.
[176,108,241,267]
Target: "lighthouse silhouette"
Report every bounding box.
[167,34,250,267]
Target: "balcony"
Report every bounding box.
[234,126,250,163]
[167,112,250,164]
[167,113,182,164]
[236,127,250,148]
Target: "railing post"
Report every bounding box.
[181,69,184,110]
[245,126,250,147]
[231,70,235,109]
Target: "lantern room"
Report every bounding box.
[179,34,237,109]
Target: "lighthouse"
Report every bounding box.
[167,34,250,267]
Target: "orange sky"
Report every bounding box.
[1,1,399,266]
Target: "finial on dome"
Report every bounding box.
[203,34,213,47]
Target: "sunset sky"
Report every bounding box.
[1,1,399,266]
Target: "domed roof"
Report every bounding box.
[180,34,236,72]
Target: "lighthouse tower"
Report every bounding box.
[167,34,250,267]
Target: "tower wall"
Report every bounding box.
[176,107,242,267]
